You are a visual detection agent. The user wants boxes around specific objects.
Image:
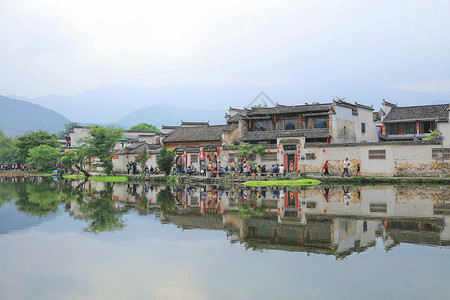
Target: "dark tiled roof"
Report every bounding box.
[161,125,180,129]
[305,139,441,148]
[242,129,330,141]
[244,103,333,117]
[384,104,449,122]
[181,121,209,126]
[163,125,231,143]
[226,113,242,123]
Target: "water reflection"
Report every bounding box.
[1,176,449,258]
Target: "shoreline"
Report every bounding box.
[1,171,448,185]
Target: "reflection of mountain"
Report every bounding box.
[0,203,60,234]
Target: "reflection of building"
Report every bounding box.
[66,182,450,257]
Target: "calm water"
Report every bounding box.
[0,177,449,300]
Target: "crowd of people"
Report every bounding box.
[1,163,28,171]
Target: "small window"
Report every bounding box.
[361,122,366,133]
[369,149,386,160]
[405,122,414,134]
[255,121,267,131]
[284,119,296,130]
[314,117,327,129]
[305,153,316,160]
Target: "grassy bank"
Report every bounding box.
[88,176,129,182]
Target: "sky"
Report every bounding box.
[0,0,449,99]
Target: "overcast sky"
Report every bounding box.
[1,0,449,98]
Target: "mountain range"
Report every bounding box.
[0,95,70,136]
[22,83,450,124]
[3,83,449,135]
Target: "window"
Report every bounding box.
[284,119,296,130]
[369,149,386,160]
[307,117,328,129]
[305,153,316,160]
[255,121,267,131]
[432,148,450,160]
[405,122,414,134]
[314,117,327,129]
[421,121,436,134]
[361,122,366,133]
[387,123,396,135]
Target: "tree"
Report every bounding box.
[236,142,266,159]
[157,147,175,175]
[15,130,60,163]
[82,126,123,175]
[61,146,91,177]
[0,130,17,163]
[27,145,61,172]
[129,123,161,133]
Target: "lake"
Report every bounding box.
[0,176,449,300]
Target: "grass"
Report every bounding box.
[243,178,322,187]
[88,175,129,182]
[63,174,86,179]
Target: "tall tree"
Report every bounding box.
[82,126,123,175]
[15,130,60,163]
[61,146,91,177]
[27,145,61,172]
[129,123,161,133]
[157,147,175,175]
[0,130,17,163]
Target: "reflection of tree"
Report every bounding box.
[14,183,61,217]
[157,186,176,213]
[78,183,125,234]
[0,182,16,208]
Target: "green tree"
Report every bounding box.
[0,130,17,163]
[61,146,91,177]
[15,130,60,163]
[82,126,123,175]
[27,145,61,172]
[129,123,161,133]
[157,147,175,175]
[236,142,265,159]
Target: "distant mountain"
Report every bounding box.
[25,83,450,124]
[115,104,226,128]
[0,95,70,136]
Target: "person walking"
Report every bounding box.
[355,163,361,176]
[322,160,330,176]
[342,158,350,177]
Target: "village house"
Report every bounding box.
[161,121,240,171]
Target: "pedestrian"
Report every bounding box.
[355,163,361,176]
[322,160,330,176]
[126,162,130,174]
[342,158,350,177]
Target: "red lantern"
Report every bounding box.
[323,149,325,152]
[267,150,270,154]
[126,155,129,158]
[299,114,302,122]
[196,153,199,159]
